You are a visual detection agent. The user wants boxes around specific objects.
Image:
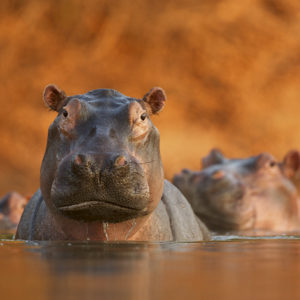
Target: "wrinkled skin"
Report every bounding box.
[173,149,300,235]
[16,85,209,241]
[0,192,28,233]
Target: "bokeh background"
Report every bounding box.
[1,0,300,196]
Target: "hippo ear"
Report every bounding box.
[43,84,67,112]
[202,149,226,169]
[282,150,300,179]
[143,87,166,114]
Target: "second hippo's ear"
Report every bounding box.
[43,84,67,112]
[282,150,300,179]
[143,87,166,114]
[202,149,226,169]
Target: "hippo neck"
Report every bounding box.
[45,192,164,241]
[51,210,160,241]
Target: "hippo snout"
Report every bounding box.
[71,153,129,177]
[50,152,150,222]
[73,153,128,168]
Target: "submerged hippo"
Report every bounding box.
[16,85,210,241]
[280,150,300,195]
[173,149,300,234]
[0,192,28,233]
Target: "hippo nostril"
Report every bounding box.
[74,154,86,166]
[114,155,128,167]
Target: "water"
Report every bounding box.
[1,236,300,300]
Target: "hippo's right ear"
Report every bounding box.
[202,149,226,169]
[282,150,300,179]
[143,87,166,114]
[43,84,67,112]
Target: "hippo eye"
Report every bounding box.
[62,110,68,118]
[269,161,276,167]
[140,113,147,121]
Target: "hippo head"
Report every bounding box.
[173,149,298,233]
[40,85,166,224]
[0,192,28,230]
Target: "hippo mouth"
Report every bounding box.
[57,199,149,222]
[50,153,151,222]
[59,200,146,212]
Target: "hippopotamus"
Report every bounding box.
[16,85,210,241]
[173,149,300,235]
[280,150,300,194]
[0,192,28,233]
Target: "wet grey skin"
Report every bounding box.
[16,85,210,241]
[173,149,300,234]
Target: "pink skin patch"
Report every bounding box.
[114,156,127,167]
[211,170,225,180]
[59,99,82,137]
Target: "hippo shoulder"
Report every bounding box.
[16,190,64,240]
[130,200,173,241]
[162,180,211,241]
[15,189,42,239]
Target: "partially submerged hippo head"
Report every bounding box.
[0,192,28,232]
[173,149,299,234]
[280,150,300,195]
[41,84,166,224]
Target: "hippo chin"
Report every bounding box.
[16,85,210,241]
[173,149,300,235]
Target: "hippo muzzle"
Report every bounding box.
[50,152,150,222]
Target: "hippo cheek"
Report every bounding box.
[205,178,248,215]
[198,181,253,231]
[216,186,246,214]
[214,184,255,228]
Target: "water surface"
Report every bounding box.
[1,236,300,300]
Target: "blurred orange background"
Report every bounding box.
[1,0,300,196]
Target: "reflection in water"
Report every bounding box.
[1,238,300,300]
[37,242,152,300]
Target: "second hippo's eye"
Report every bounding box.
[269,161,276,167]
[62,110,68,118]
[140,113,147,121]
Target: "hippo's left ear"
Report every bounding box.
[43,84,67,112]
[143,87,166,114]
[282,150,300,178]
